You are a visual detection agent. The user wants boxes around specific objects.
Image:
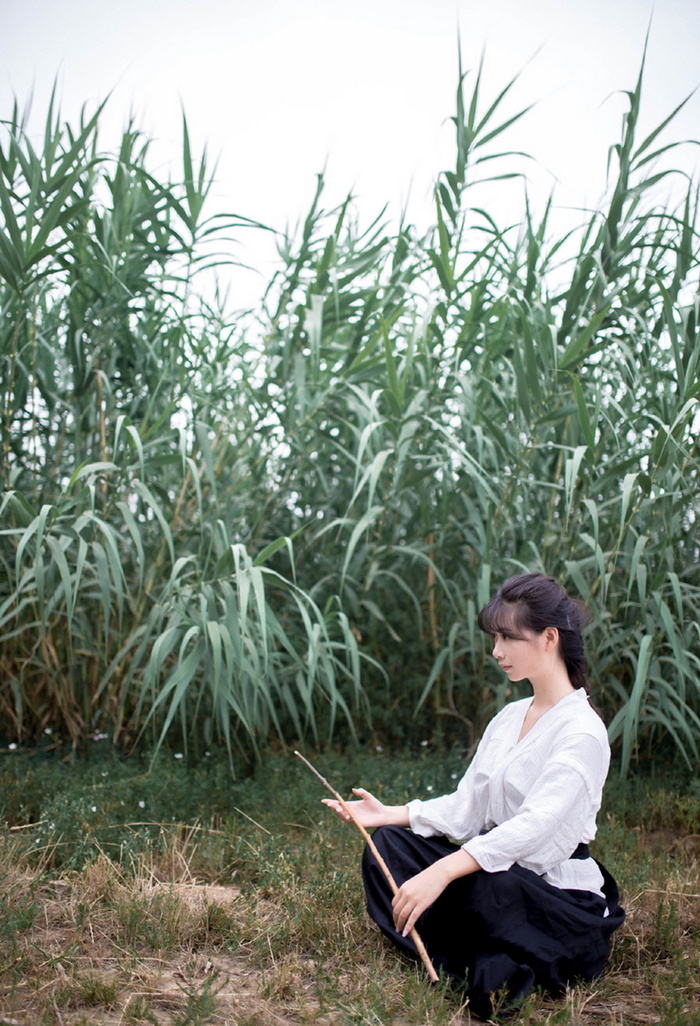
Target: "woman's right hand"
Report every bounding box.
[322,788,409,828]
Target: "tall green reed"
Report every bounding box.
[1,52,698,771]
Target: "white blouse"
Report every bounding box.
[407,689,610,900]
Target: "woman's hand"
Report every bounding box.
[393,848,481,937]
[322,788,408,829]
[391,862,450,937]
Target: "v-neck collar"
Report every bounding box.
[515,688,581,746]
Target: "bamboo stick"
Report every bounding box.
[295,750,439,983]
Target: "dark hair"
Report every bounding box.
[477,572,592,692]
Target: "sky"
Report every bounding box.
[2,0,700,302]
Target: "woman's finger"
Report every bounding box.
[394,894,422,937]
[403,905,422,936]
[392,891,408,930]
[321,798,347,819]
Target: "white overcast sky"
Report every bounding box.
[2,0,699,301]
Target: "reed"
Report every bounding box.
[0,51,698,771]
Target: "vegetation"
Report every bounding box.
[2,40,699,1026]
[1,747,699,1024]
[1,52,699,773]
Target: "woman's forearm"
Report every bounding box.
[391,847,482,936]
[436,846,482,882]
[384,804,410,827]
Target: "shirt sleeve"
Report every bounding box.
[406,769,483,840]
[463,732,607,874]
[406,710,507,840]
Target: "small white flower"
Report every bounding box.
[138,801,146,809]
[9,743,17,751]
[101,771,108,777]
[420,740,428,747]
[451,773,458,779]
[426,785,433,792]
[91,805,97,812]
[44,727,52,735]
[174,753,183,759]
[375,745,383,752]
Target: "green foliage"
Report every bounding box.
[0,747,243,870]
[1,51,699,772]
[0,878,38,964]
[170,972,225,1026]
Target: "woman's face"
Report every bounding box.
[491,627,550,683]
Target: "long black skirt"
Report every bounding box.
[362,826,625,1020]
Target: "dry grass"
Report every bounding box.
[1,749,699,1025]
[1,816,699,1026]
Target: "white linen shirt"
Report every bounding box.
[406,689,610,900]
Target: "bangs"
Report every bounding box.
[477,597,529,639]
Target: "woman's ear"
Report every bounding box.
[544,626,559,650]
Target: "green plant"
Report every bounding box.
[124,995,160,1025]
[1,46,699,773]
[0,100,368,764]
[170,971,224,1025]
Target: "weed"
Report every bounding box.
[77,972,121,1007]
[170,970,224,1025]
[124,995,160,1025]
[116,889,187,953]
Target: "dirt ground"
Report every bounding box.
[2,872,697,1026]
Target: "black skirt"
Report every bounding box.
[362,825,625,1020]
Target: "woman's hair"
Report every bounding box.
[477,572,592,692]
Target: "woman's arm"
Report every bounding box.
[392,848,481,936]
[322,787,410,828]
[323,787,482,936]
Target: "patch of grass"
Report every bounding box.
[0,856,39,989]
[170,971,225,1025]
[116,889,189,953]
[53,971,120,1010]
[1,748,700,1024]
[124,994,160,1024]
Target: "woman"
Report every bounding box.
[323,572,625,1019]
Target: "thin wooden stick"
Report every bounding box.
[294,750,439,983]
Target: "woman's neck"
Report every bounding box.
[529,664,575,709]
[518,669,575,741]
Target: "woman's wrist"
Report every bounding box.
[385,804,410,827]
[436,847,481,883]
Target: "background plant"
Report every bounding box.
[1,51,698,771]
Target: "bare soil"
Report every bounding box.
[2,847,700,1025]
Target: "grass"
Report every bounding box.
[1,747,699,1024]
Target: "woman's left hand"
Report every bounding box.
[391,863,449,937]
[391,847,481,937]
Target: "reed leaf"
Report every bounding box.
[1,52,699,770]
